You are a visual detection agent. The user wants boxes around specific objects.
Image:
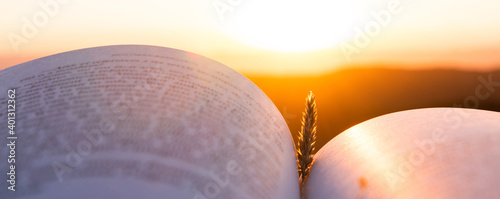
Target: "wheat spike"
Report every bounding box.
[297,91,318,187]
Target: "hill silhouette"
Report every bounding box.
[247,68,500,150]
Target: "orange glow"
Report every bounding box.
[1,0,500,75]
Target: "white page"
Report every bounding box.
[306,108,500,199]
[0,45,299,199]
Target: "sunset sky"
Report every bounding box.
[1,0,500,76]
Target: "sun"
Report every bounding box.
[220,0,362,53]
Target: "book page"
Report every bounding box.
[306,108,500,199]
[0,45,300,199]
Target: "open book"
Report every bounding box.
[1,45,500,199]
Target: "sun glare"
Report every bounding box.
[221,0,360,53]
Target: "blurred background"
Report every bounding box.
[1,0,500,149]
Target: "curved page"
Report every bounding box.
[307,108,500,199]
[0,45,299,199]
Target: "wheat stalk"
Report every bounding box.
[297,91,318,190]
